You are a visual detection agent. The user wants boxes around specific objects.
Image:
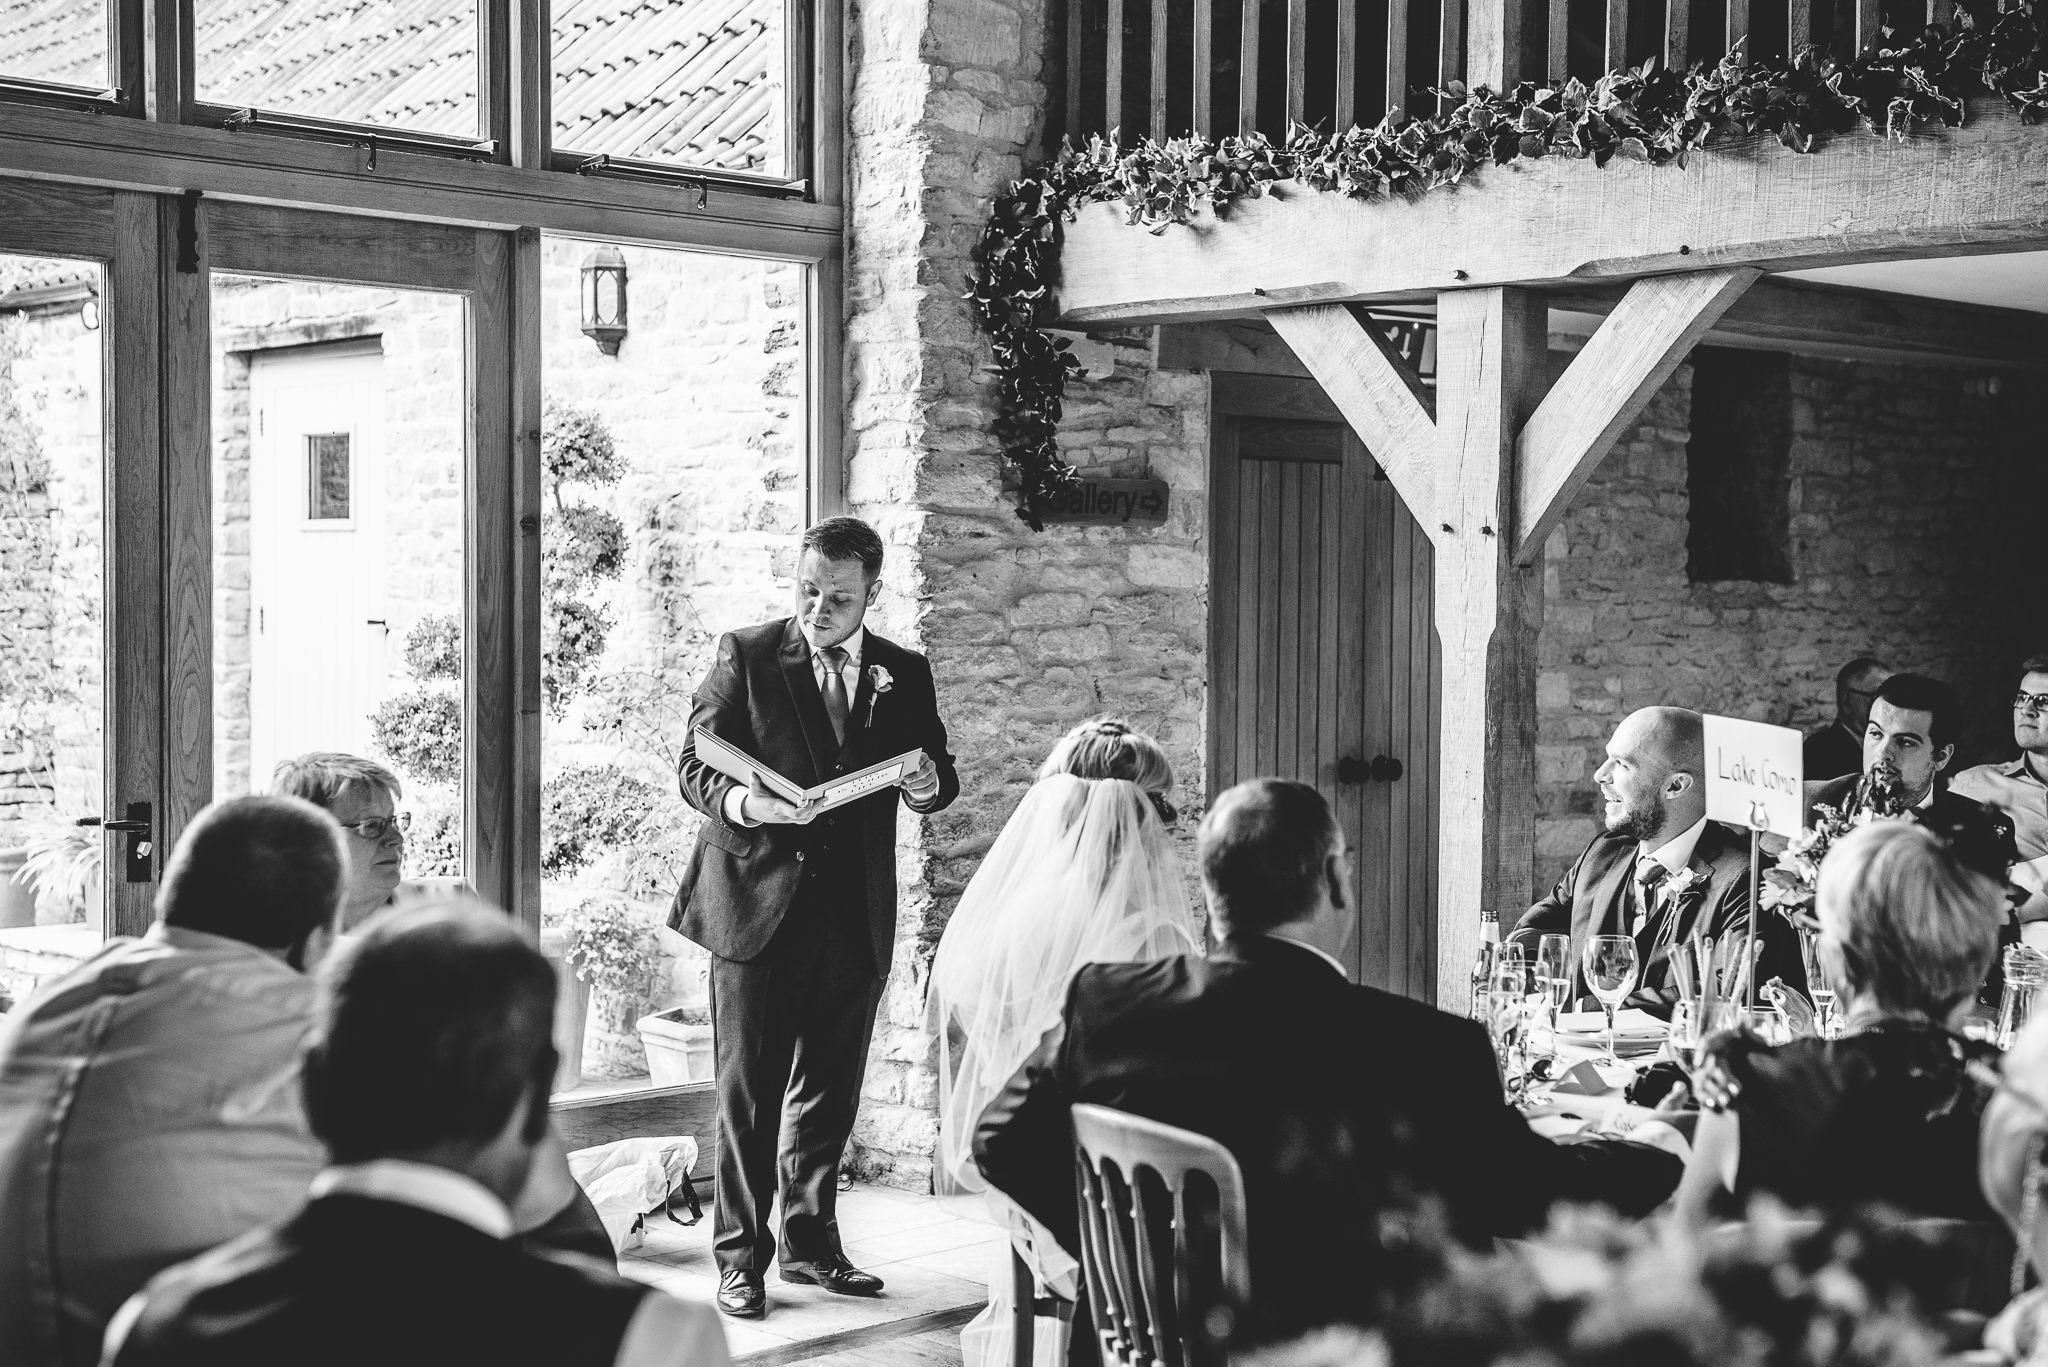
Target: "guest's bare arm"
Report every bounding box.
[1672,1107,1741,1227]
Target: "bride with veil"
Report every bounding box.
[929,717,1199,1367]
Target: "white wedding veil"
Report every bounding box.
[930,723,1199,1195]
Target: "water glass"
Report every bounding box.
[1535,933,1572,1017]
[1582,935,1640,1064]
[1998,944,2048,1047]
[1489,957,1533,1093]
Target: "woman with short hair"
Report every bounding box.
[1675,818,2007,1224]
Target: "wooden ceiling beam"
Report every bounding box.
[1055,100,2048,326]
[1515,267,1759,564]
[1263,302,1438,525]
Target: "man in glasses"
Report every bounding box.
[1803,657,1891,783]
[1952,653,2048,940]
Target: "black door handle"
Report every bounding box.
[1337,756,1406,784]
[79,804,155,881]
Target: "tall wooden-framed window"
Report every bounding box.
[0,0,841,1133]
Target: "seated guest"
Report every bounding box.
[0,796,344,1367]
[1674,820,2006,1226]
[103,901,728,1367]
[1981,1019,2048,1361]
[272,752,427,929]
[1951,653,2048,933]
[1810,672,2018,1002]
[1805,657,1891,783]
[974,778,1682,1348]
[1512,707,1802,1017]
[274,749,611,1260]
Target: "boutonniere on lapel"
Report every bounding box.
[1662,865,1709,905]
[865,665,893,728]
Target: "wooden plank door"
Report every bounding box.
[1210,379,1441,1001]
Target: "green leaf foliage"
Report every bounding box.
[544,503,628,596]
[542,763,663,877]
[369,686,463,787]
[969,3,2048,525]
[541,400,623,492]
[402,613,462,683]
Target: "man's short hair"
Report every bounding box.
[1198,778,1341,934]
[1818,820,2002,1018]
[1873,672,1960,749]
[303,902,556,1164]
[801,516,885,581]
[272,751,404,810]
[157,795,347,953]
[2020,652,2048,679]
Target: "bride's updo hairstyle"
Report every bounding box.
[1038,716,1177,825]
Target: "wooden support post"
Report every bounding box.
[1152,0,1171,138]
[1431,288,1547,1008]
[1263,304,1436,517]
[1386,0,1410,117]
[1469,0,1524,88]
[1515,267,1758,563]
[1239,0,1261,133]
[1547,0,1569,80]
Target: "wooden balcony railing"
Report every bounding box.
[1056,0,1939,142]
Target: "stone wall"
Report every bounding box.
[1532,356,2048,889]
[844,0,1209,1189]
[0,301,104,861]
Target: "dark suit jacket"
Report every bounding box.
[1810,774,2019,1002]
[668,617,959,969]
[1511,821,1805,1014]
[1803,723,1864,783]
[972,936,1679,1343]
[110,1196,647,1367]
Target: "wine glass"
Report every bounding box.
[1536,934,1572,1020]
[1582,935,1640,1065]
[1488,957,1531,1096]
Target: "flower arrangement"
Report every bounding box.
[1248,1201,1961,1367]
[1760,781,1909,921]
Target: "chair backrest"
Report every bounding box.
[1071,1103,1250,1367]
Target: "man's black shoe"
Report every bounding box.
[718,1269,766,1318]
[778,1254,884,1297]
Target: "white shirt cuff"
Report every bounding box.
[723,786,758,828]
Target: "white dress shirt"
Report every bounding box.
[1636,814,1707,880]
[102,1159,730,1367]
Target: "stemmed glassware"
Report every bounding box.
[1535,933,1572,1022]
[1489,953,1533,1097]
[1582,935,1640,1066]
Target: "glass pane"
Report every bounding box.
[553,0,789,179]
[306,432,352,520]
[0,254,108,998]
[0,2,110,91]
[541,239,808,1096]
[211,280,468,932]
[194,0,480,140]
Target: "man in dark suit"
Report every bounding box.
[1512,707,1803,1015]
[103,903,729,1367]
[1807,672,2018,1000]
[670,516,959,1319]
[1804,657,1891,783]
[974,779,1681,1349]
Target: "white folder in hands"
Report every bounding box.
[693,728,924,814]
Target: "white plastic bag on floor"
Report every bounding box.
[567,1135,701,1254]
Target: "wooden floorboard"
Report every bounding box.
[732,1304,976,1367]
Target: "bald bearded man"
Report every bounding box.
[1511,707,1805,1017]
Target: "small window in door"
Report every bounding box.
[307,433,352,521]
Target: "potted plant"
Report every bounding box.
[636,1004,715,1086]
[17,812,102,926]
[561,895,661,1080]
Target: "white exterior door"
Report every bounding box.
[248,341,387,788]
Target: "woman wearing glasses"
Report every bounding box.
[271,753,424,930]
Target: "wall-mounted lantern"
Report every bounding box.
[580,246,629,356]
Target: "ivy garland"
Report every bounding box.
[967,0,2048,528]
